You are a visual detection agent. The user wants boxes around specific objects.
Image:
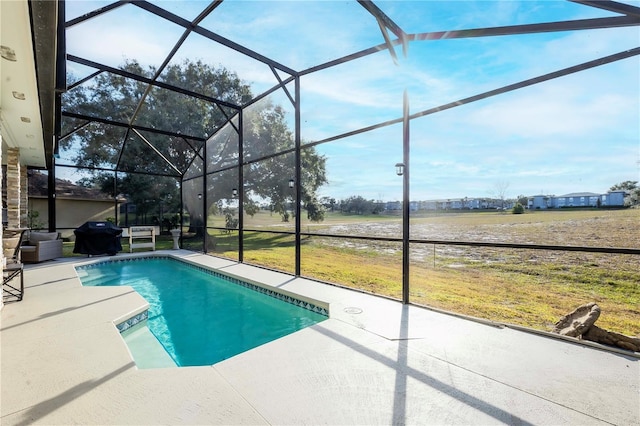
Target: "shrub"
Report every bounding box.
[27,210,44,229]
[512,203,525,214]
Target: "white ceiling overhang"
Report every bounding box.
[1,0,57,169]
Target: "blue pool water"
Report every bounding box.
[76,257,327,366]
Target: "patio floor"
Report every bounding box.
[2,251,638,425]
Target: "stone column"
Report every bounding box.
[20,165,28,227]
[1,138,3,311]
[6,148,21,228]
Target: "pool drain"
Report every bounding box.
[343,307,363,314]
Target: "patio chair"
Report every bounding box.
[20,231,63,263]
[3,228,27,302]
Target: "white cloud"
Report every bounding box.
[66,3,185,69]
[467,91,632,139]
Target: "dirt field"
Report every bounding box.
[310,208,637,245]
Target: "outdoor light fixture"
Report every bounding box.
[288,179,295,189]
[232,188,238,197]
[1,45,17,61]
[197,193,202,200]
[395,163,405,176]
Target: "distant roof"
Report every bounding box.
[28,171,124,201]
[558,192,600,197]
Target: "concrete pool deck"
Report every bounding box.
[2,251,638,425]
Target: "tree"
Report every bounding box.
[320,197,337,212]
[183,99,328,229]
[610,180,638,191]
[61,59,327,228]
[341,195,376,215]
[490,181,510,210]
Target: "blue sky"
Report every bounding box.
[64,0,639,201]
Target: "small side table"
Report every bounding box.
[3,262,24,302]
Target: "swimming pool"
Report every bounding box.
[76,257,328,367]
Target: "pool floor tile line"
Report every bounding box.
[1,251,639,425]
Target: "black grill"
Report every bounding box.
[73,221,123,256]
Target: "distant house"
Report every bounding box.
[403,198,502,211]
[529,195,552,209]
[418,200,437,210]
[449,199,464,209]
[28,172,126,238]
[388,190,628,213]
[385,201,402,211]
[602,190,627,206]
[528,191,626,209]
[555,192,601,207]
[385,200,418,212]
[466,198,484,209]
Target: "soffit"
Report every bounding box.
[0,0,44,167]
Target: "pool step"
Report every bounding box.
[122,325,177,369]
